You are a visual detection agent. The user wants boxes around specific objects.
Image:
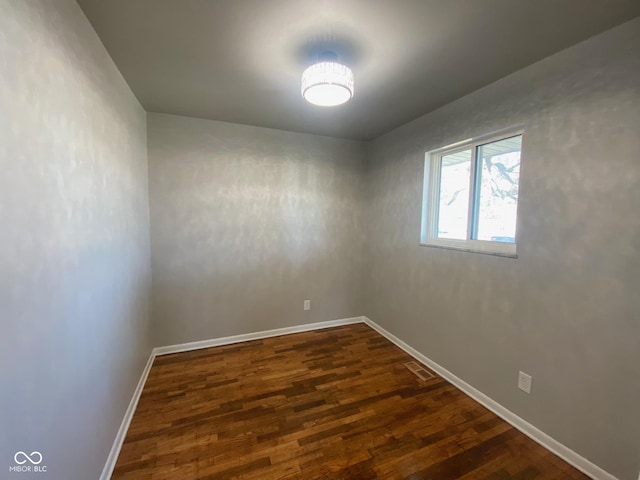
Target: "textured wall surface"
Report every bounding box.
[365,18,640,480]
[148,113,366,346]
[0,1,152,479]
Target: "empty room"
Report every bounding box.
[2,1,639,479]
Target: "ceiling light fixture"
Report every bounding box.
[301,51,354,107]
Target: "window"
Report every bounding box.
[421,129,523,256]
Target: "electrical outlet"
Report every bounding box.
[518,371,532,394]
[303,300,310,311]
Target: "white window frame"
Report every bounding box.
[421,128,523,257]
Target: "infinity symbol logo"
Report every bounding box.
[14,451,43,465]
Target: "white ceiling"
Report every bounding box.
[77,0,640,140]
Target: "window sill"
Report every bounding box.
[420,240,518,258]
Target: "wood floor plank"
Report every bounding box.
[112,324,589,479]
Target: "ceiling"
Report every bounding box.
[77,0,640,141]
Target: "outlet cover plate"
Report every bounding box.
[518,371,532,394]
[303,300,310,311]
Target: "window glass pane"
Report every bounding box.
[437,149,471,240]
[474,135,521,243]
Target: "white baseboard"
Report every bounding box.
[153,316,365,356]
[362,316,618,480]
[99,350,155,480]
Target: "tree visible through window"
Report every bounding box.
[422,131,522,256]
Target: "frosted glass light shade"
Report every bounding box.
[301,61,354,107]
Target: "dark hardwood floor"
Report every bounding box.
[112,323,588,479]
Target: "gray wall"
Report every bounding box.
[365,18,640,480]
[0,1,152,479]
[148,113,366,346]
